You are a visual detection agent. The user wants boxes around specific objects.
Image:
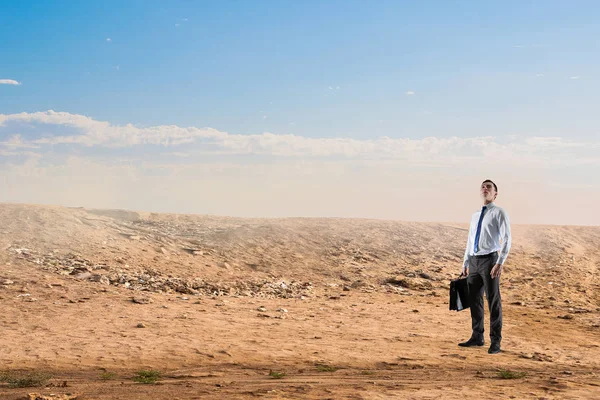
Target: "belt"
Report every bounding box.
[473,252,496,258]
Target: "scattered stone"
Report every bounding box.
[385,277,432,290]
[277,308,288,313]
[1,279,14,285]
[419,272,433,280]
[132,297,153,304]
[343,285,351,291]
[257,306,267,312]
[558,315,574,320]
[136,322,146,328]
[529,352,554,362]
[91,274,110,285]
[72,272,92,280]
[28,394,78,400]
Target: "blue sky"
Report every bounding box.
[1,1,599,224]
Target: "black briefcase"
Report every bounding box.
[449,277,470,311]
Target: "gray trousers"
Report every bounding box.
[468,252,502,343]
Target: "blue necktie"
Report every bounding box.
[474,206,487,253]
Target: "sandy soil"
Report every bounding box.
[0,203,599,399]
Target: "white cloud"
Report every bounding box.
[569,76,580,80]
[0,111,599,168]
[0,134,40,149]
[175,23,180,27]
[106,38,112,42]
[406,91,415,95]
[0,79,21,85]
[535,73,544,77]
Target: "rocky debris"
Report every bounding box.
[11,247,31,256]
[136,322,147,328]
[91,274,111,285]
[28,394,78,400]
[257,306,267,312]
[558,315,574,320]
[7,246,314,299]
[521,352,554,362]
[1,279,14,285]
[132,297,153,304]
[384,277,433,290]
[118,231,141,240]
[419,272,434,280]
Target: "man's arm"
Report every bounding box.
[496,209,511,265]
[462,225,472,273]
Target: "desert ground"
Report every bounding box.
[0,203,599,399]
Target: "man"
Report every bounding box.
[458,179,512,354]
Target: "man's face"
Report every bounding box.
[480,181,497,202]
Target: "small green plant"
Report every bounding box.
[268,370,286,379]
[0,370,52,388]
[497,369,527,379]
[133,370,161,384]
[99,371,116,380]
[315,364,338,372]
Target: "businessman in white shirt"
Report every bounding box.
[458,179,512,354]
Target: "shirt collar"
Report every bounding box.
[483,202,496,210]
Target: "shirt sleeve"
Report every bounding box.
[496,208,512,265]
[462,223,472,270]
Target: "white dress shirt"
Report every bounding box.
[463,202,512,269]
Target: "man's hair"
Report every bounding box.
[482,179,498,192]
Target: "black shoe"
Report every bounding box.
[488,342,501,354]
[458,338,484,347]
